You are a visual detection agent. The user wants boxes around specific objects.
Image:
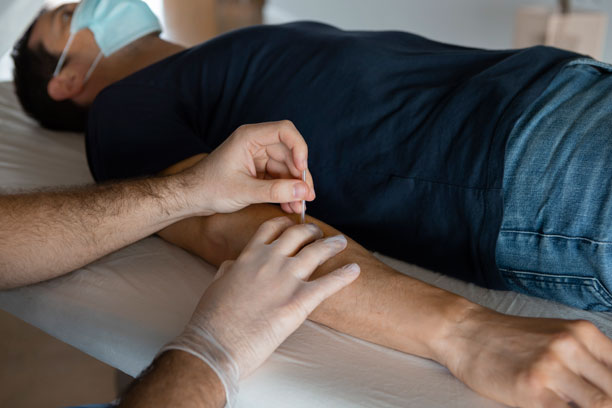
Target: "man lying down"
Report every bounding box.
[12,1,612,407]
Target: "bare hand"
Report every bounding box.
[181,121,315,216]
[439,307,612,407]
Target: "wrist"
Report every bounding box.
[427,295,489,368]
[171,168,217,218]
[119,350,226,408]
[160,325,240,407]
[164,172,214,218]
[164,350,227,407]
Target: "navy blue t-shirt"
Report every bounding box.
[86,22,581,289]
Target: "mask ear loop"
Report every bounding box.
[83,52,103,83]
[53,32,76,77]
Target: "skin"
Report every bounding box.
[25,3,612,407]
[0,121,314,288]
[0,175,191,288]
[119,350,227,408]
[0,118,319,408]
[29,2,185,106]
[122,219,360,408]
[158,170,612,408]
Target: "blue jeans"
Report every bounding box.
[496,58,612,311]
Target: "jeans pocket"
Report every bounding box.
[500,268,612,312]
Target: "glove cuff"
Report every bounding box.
[160,326,240,408]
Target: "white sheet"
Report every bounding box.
[1,81,611,407]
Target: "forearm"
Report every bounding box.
[119,350,225,408]
[0,176,191,289]
[158,204,479,363]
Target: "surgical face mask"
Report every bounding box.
[53,0,162,82]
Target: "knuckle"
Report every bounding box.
[258,216,290,233]
[279,224,322,246]
[304,223,323,237]
[283,224,304,236]
[537,351,561,371]
[268,182,284,202]
[289,222,319,234]
[570,319,597,335]
[231,125,245,139]
[313,237,333,250]
[236,123,249,133]
[519,355,561,392]
[519,368,548,394]
[548,331,578,354]
[237,248,257,264]
[268,216,292,225]
[282,298,310,320]
[280,119,294,128]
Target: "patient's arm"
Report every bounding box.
[158,154,612,408]
[159,203,463,360]
[160,154,466,359]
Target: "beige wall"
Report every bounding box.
[163,0,265,47]
[265,0,611,62]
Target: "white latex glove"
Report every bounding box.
[180,121,316,216]
[161,217,360,407]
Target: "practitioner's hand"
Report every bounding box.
[181,120,315,216]
[437,307,612,408]
[163,217,360,404]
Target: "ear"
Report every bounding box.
[47,67,85,101]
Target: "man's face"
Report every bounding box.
[29,3,83,56]
[28,2,101,103]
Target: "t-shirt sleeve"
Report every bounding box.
[86,84,210,182]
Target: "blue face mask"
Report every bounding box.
[53,0,162,82]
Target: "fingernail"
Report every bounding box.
[302,159,308,170]
[341,263,360,276]
[293,183,307,199]
[307,222,320,231]
[324,235,347,247]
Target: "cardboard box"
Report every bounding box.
[514,5,608,59]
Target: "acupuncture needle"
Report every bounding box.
[300,170,306,224]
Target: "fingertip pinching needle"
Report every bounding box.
[300,169,306,224]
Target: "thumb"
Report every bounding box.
[249,178,310,204]
[298,264,361,315]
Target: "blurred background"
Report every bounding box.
[0,0,608,406]
[0,0,610,81]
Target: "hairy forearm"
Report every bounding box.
[0,176,191,289]
[119,350,225,408]
[158,204,478,363]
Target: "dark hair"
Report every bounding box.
[11,13,88,132]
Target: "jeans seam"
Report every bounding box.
[498,229,612,245]
[567,58,612,71]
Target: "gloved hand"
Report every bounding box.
[161,217,360,407]
[179,120,316,216]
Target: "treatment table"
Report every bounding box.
[1,81,611,407]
